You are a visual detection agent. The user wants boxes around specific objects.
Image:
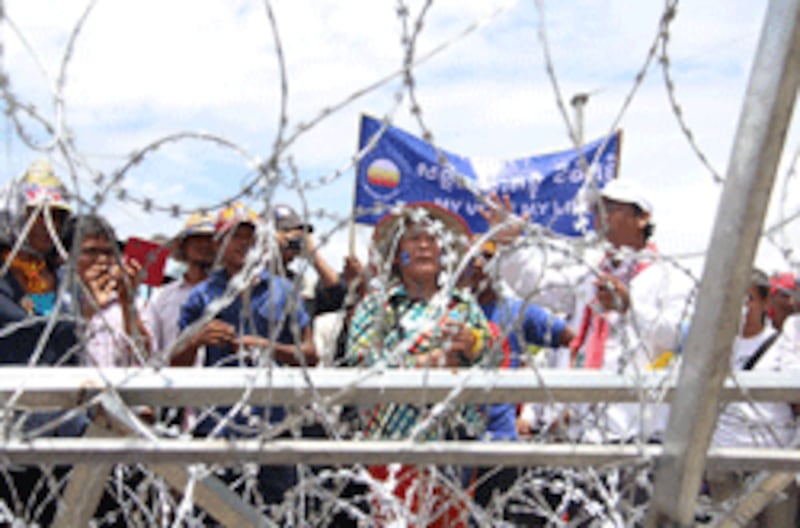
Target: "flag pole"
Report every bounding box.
[348,114,365,257]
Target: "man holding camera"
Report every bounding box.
[273,204,351,317]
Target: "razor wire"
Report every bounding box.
[0,0,798,526]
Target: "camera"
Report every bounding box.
[287,237,303,251]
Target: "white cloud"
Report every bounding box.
[1,0,798,277]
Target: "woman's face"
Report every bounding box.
[395,221,442,283]
[24,206,67,255]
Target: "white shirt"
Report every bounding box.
[85,301,148,367]
[713,324,796,448]
[142,277,194,364]
[500,242,692,441]
[773,313,800,371]
[313,310,346,367]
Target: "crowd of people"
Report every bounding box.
[1,158,799,526]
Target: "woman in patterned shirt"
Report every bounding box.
[345,202,491,527]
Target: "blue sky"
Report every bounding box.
[1,0,797,275]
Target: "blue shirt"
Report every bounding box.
[180,268,310,366]
[179,268,310,437]
[481,297,567,440]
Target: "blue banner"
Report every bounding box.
[354,115,621,236]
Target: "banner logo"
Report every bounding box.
[362,158,403,201]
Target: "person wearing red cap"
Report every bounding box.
[767,271,799,331]
[174,202,317,511]
[175,201,317,369]
[706,269,798,525]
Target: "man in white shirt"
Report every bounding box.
[767,271,799,332]
[774,311,800,370]
[143,212,216,364]
[708,270,797,526]
[493,180,691,442]
[481,181,693,525]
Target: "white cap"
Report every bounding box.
[592,179,653,215]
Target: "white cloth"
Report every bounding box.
[142,277,194,363]
[500,243,691,441]
[773,313,800,371]
[496,242,585,320]
[712,325,795,448]
[572,255,688,373]
[312,310,346,367]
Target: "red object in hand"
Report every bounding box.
[123,237,170,286]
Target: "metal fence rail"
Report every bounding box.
[0,367,799,407]
[1,438,800,471]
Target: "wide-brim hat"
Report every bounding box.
[180,211,216,239]
[372,201,472,262]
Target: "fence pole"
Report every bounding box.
[648,1,800,525]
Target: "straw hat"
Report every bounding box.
[371,201,471,263]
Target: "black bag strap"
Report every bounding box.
[742,332,780,371]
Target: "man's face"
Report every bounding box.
[461,246,495,293]
[768,288,798,329]
[743,284,768,326]
[593,198,647,248]
[181,234,216,267]
[77,234,116,282]
[277,227,305,263]
[221,223,255,272]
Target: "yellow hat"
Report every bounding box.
[21,160,71,212]
[215,202,259,236]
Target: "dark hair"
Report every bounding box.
[751,268,770,300]
[61,214,118,252]
[631,203,655,241]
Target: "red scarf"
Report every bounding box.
[571,244,656,369]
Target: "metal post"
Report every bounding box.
[52,420,116,528]
[648,1,800,525]
[570,93,589,146]
[77,394,270,528]
[151,464,269,528]
[716,472,797,527]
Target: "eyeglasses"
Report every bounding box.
[80,246,115,259]
[591,200,630,217]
